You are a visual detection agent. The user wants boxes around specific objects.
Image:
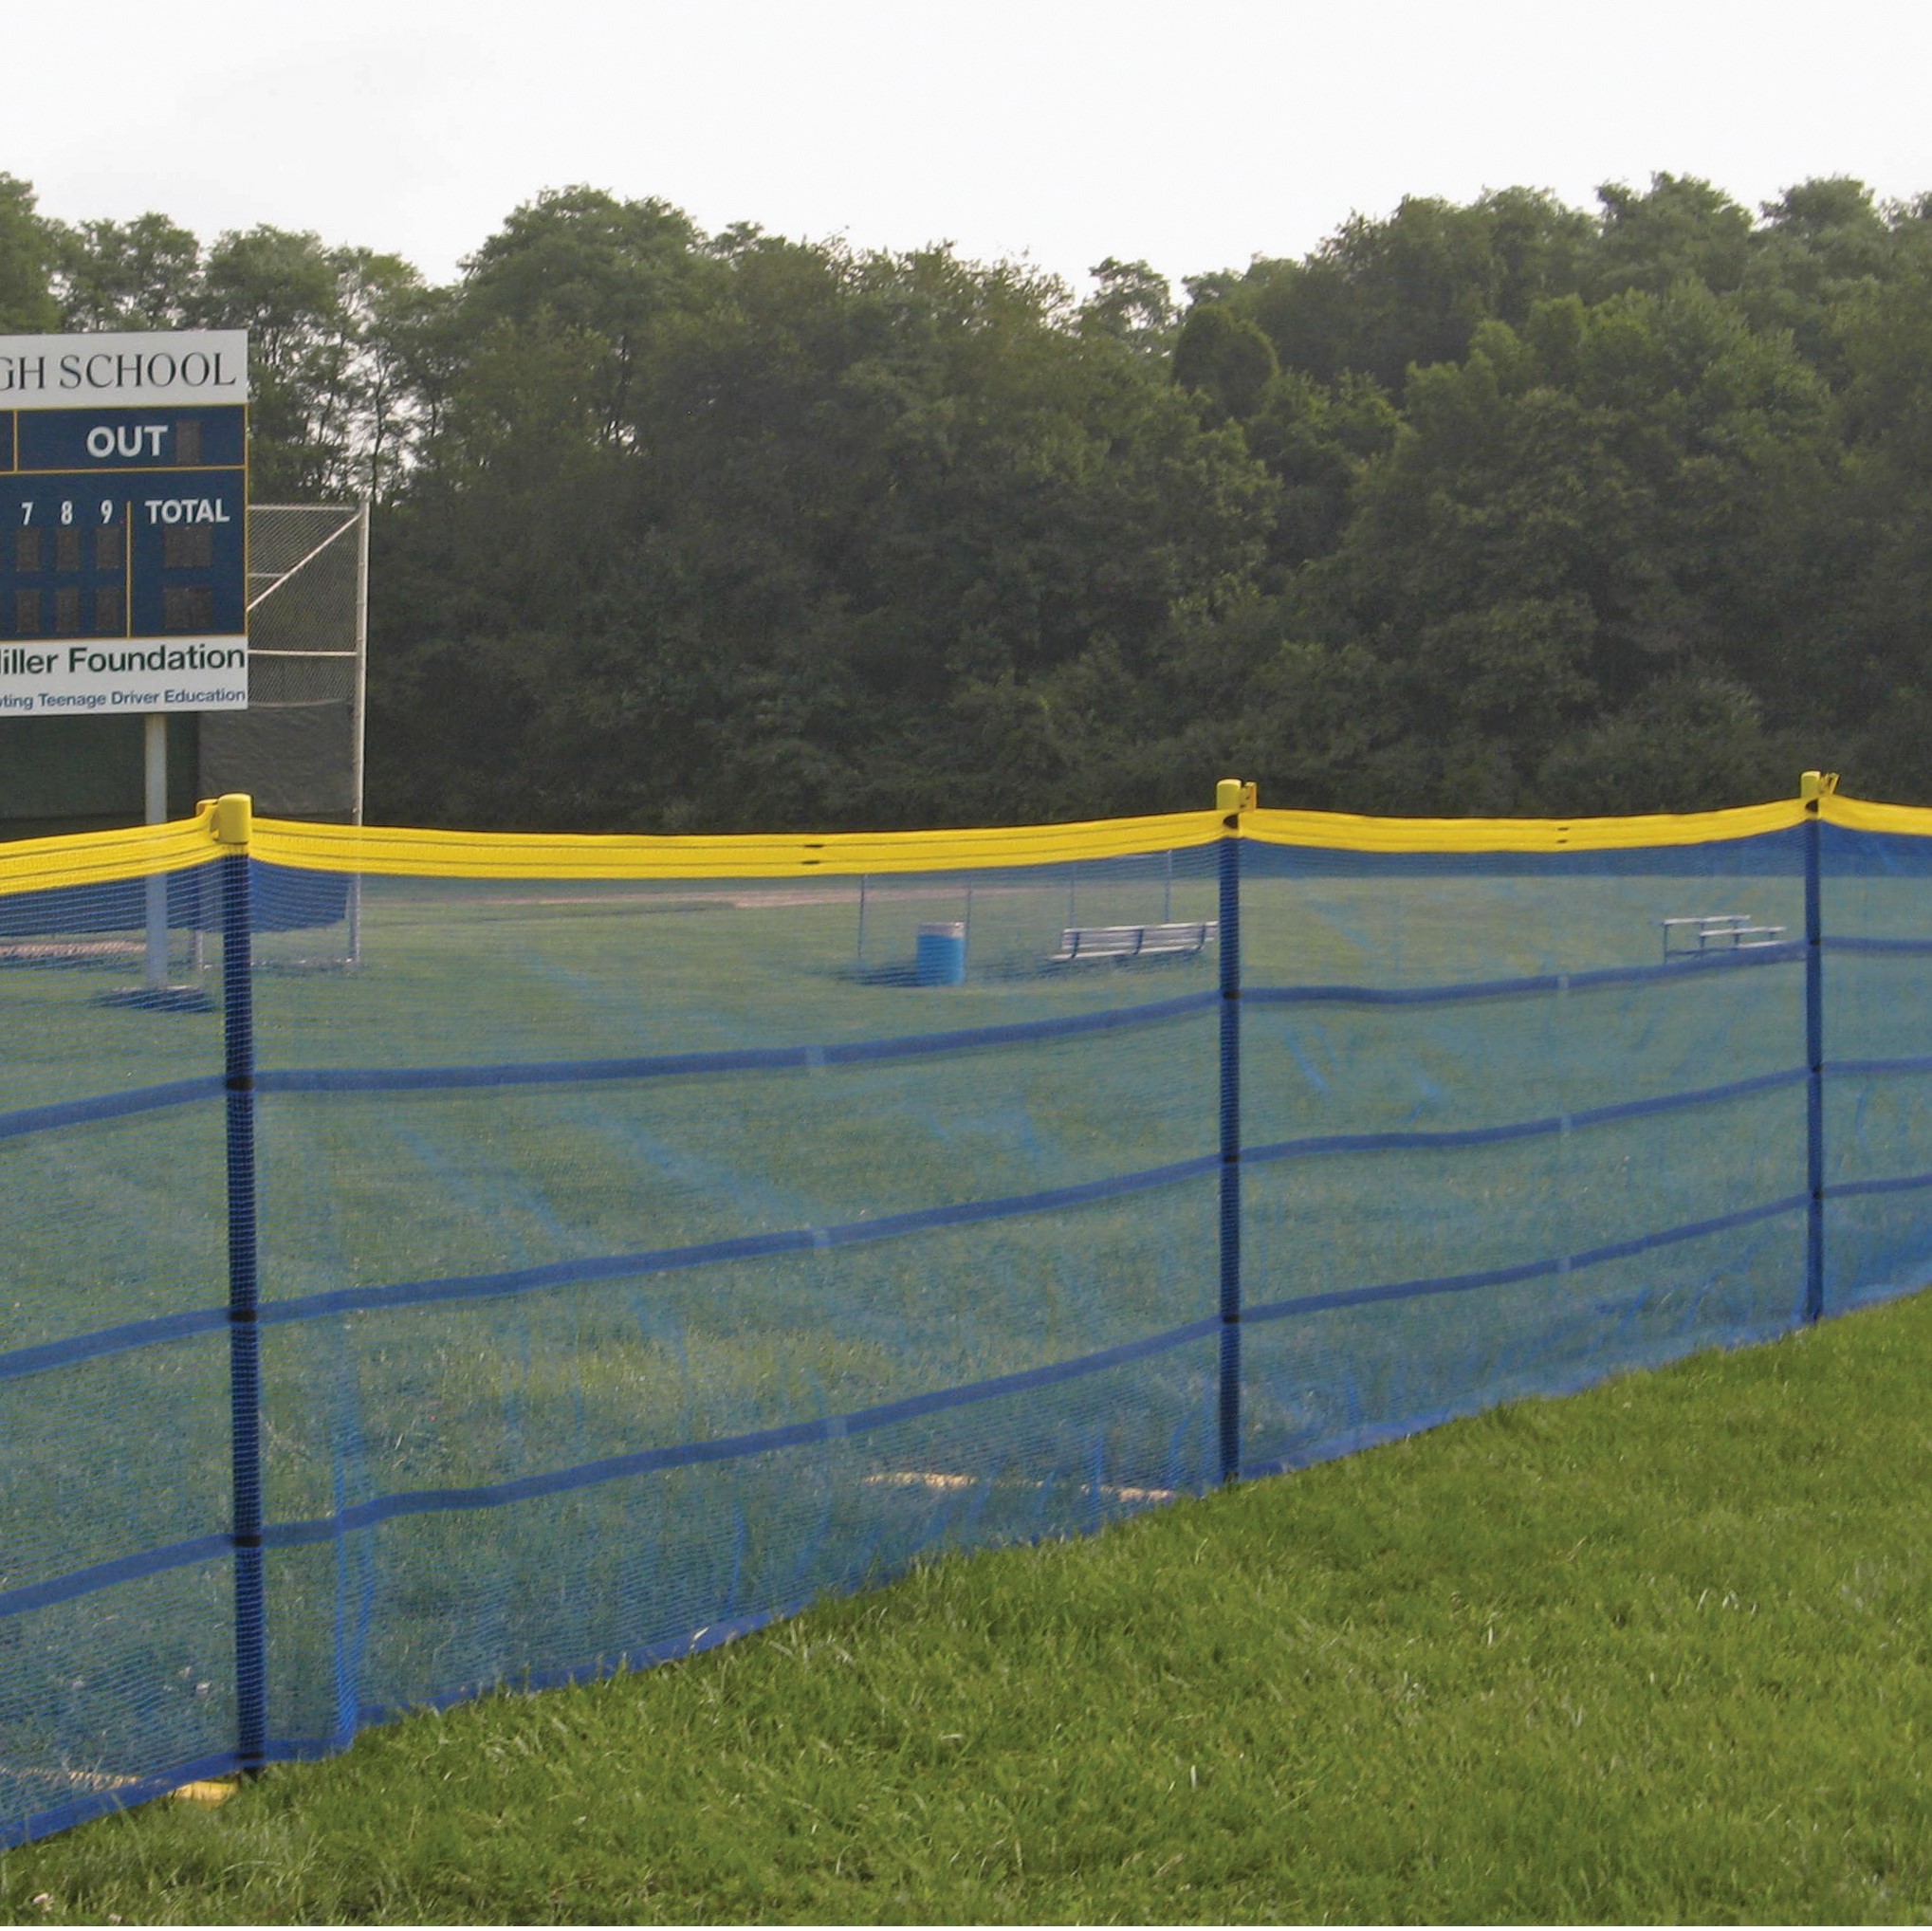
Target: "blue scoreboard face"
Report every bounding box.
[0,331,248,717]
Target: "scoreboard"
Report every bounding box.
[0,331,248,716]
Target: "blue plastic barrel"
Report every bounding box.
[915,920,966,985]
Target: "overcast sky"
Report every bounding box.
[11,0,1930,296]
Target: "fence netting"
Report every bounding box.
[1237,831,1812,1474]
[1,795,1928,1846]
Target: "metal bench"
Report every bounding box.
[1050,920,1219,964]
[1659,913,1787,964]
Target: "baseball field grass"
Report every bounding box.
[3,840,1929,1916]
[4,1278,1932,1922]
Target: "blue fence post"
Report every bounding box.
[215,794,268,1773]
[1216,779,1248,1486]
[1802,771,1834,1325]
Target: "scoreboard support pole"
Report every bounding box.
[143,713,169,990]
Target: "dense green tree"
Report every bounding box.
[190,226,361,498]
[359,171,1932,823]
[1534,671,1793,813]
[15,164,1932,829]
[1231,190,1594,390]
[1739,177,1894,382]
[340,254,448,502]
[377,227,1278,830]
[1172,301,1279,421]
[49,212,199,329]
[1081,258,1176,354]
[1824,237,1932,798]
[1242,370,1398,566]
[1588,174,1756,300]
[1319,281,1846,807]
[458,187,712,441]
[0,175,57,331]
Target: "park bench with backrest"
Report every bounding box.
[1049,920,1218,964]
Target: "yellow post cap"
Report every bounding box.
[1216,779,1257,817]
[212,794,253,846]
[1799,771,1841,806]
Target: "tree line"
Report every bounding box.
[5,169,1930,829]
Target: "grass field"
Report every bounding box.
[4,841,1932,1868]
[4,1281,1932,1922]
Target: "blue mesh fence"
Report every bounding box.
[0,809,1927,1844]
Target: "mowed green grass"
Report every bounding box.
[5,1281,1932,1923]
[0,862,1829,1595]
[0,868,1896,1672]
[5,851,1930,1913]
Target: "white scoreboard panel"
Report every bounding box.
[0,332,248,716]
